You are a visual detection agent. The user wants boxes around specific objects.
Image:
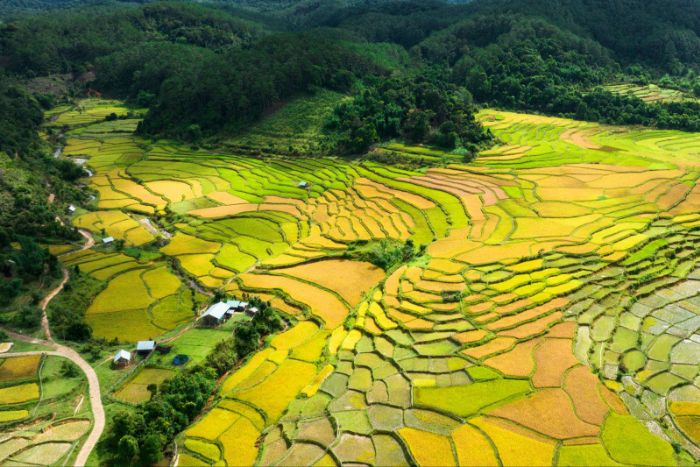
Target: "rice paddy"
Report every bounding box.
[47,99,700,464]
[113,367,175,404]
[604,83,699,104]
[0,355,92,466]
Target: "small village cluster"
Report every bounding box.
[112,299,258,368]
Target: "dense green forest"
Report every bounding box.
[2,0,700,146]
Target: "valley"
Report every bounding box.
[24,98,700,465]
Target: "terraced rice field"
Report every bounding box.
[60,249,194,341]
[57,100,700,465]
[604,83,699,104]
[0,356,92,466]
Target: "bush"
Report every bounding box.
[347,239,424,270]
[0,278,22,306]
[61,360,79,377]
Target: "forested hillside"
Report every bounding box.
[1,0,699,145]
[0,73,82,328]
[465,0,700,70]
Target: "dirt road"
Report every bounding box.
[1,329,105,466]
[42,228,94,342]
[78,229,95,250]
[39,268,69,341]
[9,225,105,465]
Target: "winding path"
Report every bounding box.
[1,330,105,466]
[77,228,95,250]
[39,268,68,341]
[2,227,103,465]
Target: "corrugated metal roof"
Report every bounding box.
[114,349,131,362]
[202,302,230,320]
[136,340,155,351]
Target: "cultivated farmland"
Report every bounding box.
[0,355,92,466]
[604,83,699,104]
[53,99,700,465]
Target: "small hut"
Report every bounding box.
[113,349,131,368]
[136,340,156,356]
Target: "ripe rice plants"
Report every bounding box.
[53,100,700,465]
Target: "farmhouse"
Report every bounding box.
[102,236,114,245]
[200,301,235,326]
[113,349,131,368]
[67,204,76,214]
[136,340,156,355]
[298,180,309,189]
[226,299,249,312]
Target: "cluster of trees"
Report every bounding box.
[0,2,384,142]
[108,298,283,466]
[0,74,85,330]
[0,73,86,241]
[347,238,425,271]
[46,268,103,341]
[463,0,700,72]
[0,0,111,19]
[0,149,80,238]
[325,73,494,154]
[0,153,62,239]
[0,148,66,306]
[0,236,58,329]
[0,75,44,155]
[110,366,217,466]
[4,0,700,145]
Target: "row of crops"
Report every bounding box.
[48,99,700,465]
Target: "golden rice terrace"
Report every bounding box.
[55,100,700,465]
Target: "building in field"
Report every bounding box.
[67,204,76,214]
[226,300,249,312]
[113,349,131,368]
[136,340,156,355]
[298,181,309,189]
[102,236,114,245]
[200,301,234,326]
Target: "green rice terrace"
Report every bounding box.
[9,97,700,466]
[604,84,700,104]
